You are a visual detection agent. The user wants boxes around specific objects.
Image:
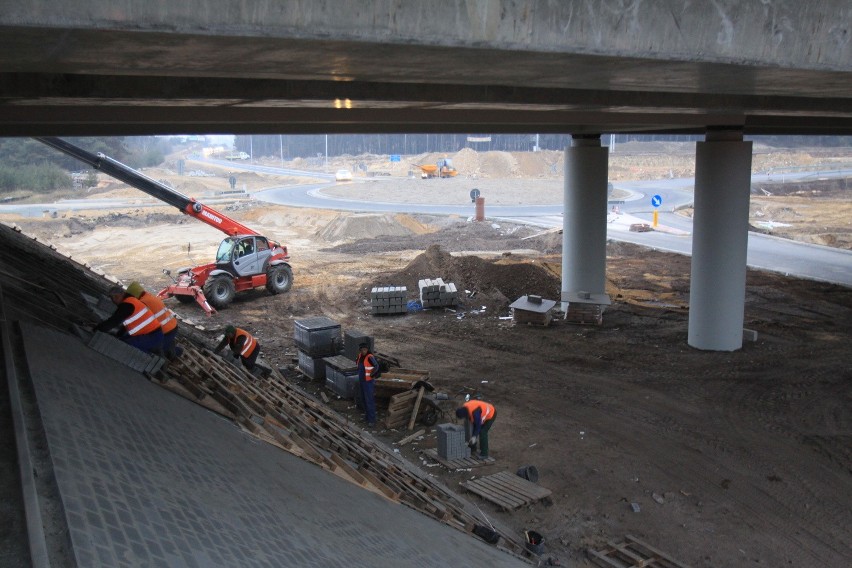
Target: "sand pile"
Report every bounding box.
[317,213,414,242]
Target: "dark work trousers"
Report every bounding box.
[477,411,497,457]
[123,329,164,355]
[360,378,376,425]
[240,345,260,371]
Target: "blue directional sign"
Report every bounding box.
[470,188,481,203]
[390,154,401,162]
[651,194,663,208]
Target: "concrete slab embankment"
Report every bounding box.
[18,322,529,568]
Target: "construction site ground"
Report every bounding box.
[3,144,850,567]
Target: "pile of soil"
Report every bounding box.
[371,244,562,309]
[323,219,546,254]
[316,213,416,242]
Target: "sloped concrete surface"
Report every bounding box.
[19,322,527,567]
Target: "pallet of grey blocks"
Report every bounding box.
[370,286,408,315]
[418,277,459,308]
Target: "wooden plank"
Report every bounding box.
[407,386,425,431]
[588,536,691,568]
[460,480,524,510]
[422,448,494,470]
[477,471,551,500]
[396,428,425,446]
[625,535,691,568]
[357,466,402,502]
[459,471,551,510]
[588,548,631,568]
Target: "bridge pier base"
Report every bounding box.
[688,130,753,351]
[561,135,609,310]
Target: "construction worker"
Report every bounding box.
[96,285,164,355]
[356,342,380,426]
[214,325,260,371]
[456,399,497,459]
[126,281,182,359]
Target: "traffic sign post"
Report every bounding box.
[651,194,662,227]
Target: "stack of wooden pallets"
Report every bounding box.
[160,342,529,558]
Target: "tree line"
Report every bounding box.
[235,133,852,160]
[0,137,173,192]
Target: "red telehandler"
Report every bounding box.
[36,137,293,315]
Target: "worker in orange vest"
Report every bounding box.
[356,342,380,426]
[96,285,164,355]
[127,281,182,359]
[214,325,260,371]
[456,399,497,459]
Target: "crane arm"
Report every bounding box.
[35,137,259,237]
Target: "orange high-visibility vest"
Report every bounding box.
[463,400,495,423]
[231,328,257,358]
[121,297,161,336]
[139,292,177,334]
[357,352,377,381]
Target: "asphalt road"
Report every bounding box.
[2,160,849,287]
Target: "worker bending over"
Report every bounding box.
[456,399,497,459]
[214,325,260,371]
[96,285,164,355]
[126,281,182,359]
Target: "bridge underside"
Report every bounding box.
[1,24,850,136]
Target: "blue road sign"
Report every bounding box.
[651,194,663,208]
[390,154,401,162]
[470,188,481,203]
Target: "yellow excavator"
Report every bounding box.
[414,158,458,178]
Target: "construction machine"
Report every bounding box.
[36,137,293,316]
[414,158,458,179]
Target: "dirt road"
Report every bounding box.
[5,145,850,567]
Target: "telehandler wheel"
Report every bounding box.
[203,275,236,309]
[266,264,293,294]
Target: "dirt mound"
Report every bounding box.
[375,244,561,308]
[317,213,414,242]
[322,219,546,255]
[176,180,212,194]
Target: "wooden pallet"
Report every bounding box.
[588,535,691,568]
[161,343,533,558]
[422,448,495,470]
[460,470,551,511]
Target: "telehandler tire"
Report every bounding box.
[203,275,236,309]
[266,264,293,294]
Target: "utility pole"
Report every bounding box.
[279,134,284,167]
[325,134,328,170]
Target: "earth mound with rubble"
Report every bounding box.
[370,244,562,309]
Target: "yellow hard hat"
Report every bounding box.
[126,281,145,298]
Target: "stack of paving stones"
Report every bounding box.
[294,317,342,379]
[343,329,374,360]
[437,423,471,460]
[370,286,408,315]
[418,278,459,309]
[323,354,360,399]
[87,331,166,376]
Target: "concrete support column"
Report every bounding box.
[688,130,753,351]
[562,135,609,307]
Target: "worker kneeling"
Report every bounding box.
[214,325,260,372]
[456,399,497,459]
[96,286,164,355]
[126,281,182,359]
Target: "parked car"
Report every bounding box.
[335,169,353,182]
